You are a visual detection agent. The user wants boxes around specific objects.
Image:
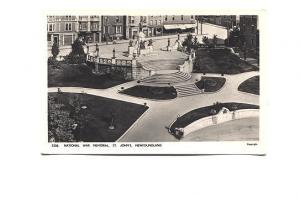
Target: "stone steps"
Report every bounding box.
[174,84,202,97]
[140,71,191,84]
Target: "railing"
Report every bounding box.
[86,55,133,67]
[116,59,132,66]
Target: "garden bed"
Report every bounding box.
[170,102,259,133]
[193,48,258,74]
[195,77,226,92]
[238,76,260,95]
[120,85,177,100]
[48,92,148,142]
[48,63,128,89]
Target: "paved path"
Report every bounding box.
[48,71,259,142]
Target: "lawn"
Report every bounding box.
[193,48,259,74]
[170,102,259,133]
[48,63,128,89]
[120,85,177,100]
[48,92,148,142]
[238,76,260,95]
[195,76,226,92]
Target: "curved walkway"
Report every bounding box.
[48,71,259,142]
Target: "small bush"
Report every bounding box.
[51,42,60,58]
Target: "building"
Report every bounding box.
[78,15,102,43]
[47,15,78,47]
[162,15,196,35]
[102,16,126,41]
[126,16,149,39]
[148,16,164,37]
[239,15,258,50]
[47,15,102,47]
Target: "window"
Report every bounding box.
[131,16,135,23]
[93,23,98,30]
[191,15,194,19]
[104,17,108,23]
[116,26,122,34]
[48,24,55,32]
[65,23,72,31]
[165,16,167,21]
[181,15,183,20]
[155,20,157,25]
[172,16,175,21]
[158,20,161,25]
[116,16,120,23]
[251,38,254,46]
[150,20,153,25]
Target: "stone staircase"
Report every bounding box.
[174,83,202,97]
[140,71,191,85]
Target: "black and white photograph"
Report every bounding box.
[46,13,263,154]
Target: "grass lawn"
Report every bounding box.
[238,76,260,95]
[120,85,177,100]
[195,76,226,92]
[48,92,148,142]
[193,48,259,74]
[170,102,259,133]
[48,63,128,89]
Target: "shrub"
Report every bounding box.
[66,38,86,64]
[51,42,60,59]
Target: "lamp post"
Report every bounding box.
[112,48,116,59]
[96,43,99,57]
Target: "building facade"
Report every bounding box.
[47,15,78,47]
[47,15,197,47]
[78,15,102,43]
[125,16,149,39]
[162,15,196,34]
[47,15,102,47]
[102,16,126,41]
[148,16,164,37]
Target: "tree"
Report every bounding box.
[67,38,86,64]
[70,38,85,57]
[192,36,199,50]
[48,95,76,142]
[51,42,60,59]
[182,34,194,53]
[226,27,245,47]
[212,35,218,48]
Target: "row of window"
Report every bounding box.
[149,20,162,26]
[102,26,122,34]
[47,23,72,32]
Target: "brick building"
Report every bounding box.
[102,16,126,41]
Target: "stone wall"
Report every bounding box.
[183,108,259,137]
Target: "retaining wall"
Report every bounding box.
[183,109,259,137]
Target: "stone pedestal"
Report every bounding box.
[128,46,134,57]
